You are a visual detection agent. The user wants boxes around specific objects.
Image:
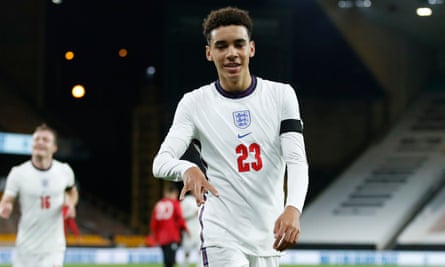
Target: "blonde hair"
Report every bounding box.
[34,123,58,144]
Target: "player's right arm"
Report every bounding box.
[0,193,15,219]
[152,93,218,205]
[152,94,197,181]
[1,166,20,219]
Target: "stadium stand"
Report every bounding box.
[0,234,15,246]
[299,91,445,250]
[66,234,112,247]
[396,178,445,250]
[75,197,135,236]
[113,234,148,248]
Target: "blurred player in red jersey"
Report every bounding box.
[63,205,80,241]
[150,182,189,267]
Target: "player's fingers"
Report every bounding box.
[204,182,219,197]
[273,221,285,238]
[286,230,298,245]
[273,221,279,236]
[179,187,188,200]
[193,183,205,205]
[273,232,286,250]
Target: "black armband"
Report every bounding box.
[280,119,303,134]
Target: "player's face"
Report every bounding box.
[32,130,57,159]
[206,25,255,90]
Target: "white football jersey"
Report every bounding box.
[154,76,308,256]
[4,160,75,254]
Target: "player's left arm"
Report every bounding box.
[273,86,309,251]
[273,130,309,251]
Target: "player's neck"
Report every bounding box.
[31,156,53,170]
[219,74,252,93]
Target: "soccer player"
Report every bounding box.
[152,6,309,267]
[0,123,78,267]
[150,182,189,267]
[180,192,202,267]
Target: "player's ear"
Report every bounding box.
[206,45,213,61]
[249,40,255,58]
[52,144,58,154]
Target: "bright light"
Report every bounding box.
[338,0,354,8]
[428,0,443,4]
[338,0,372,8]
[416,7,432,16]
[146,66,156,77]
[52,0,63,4]
[65,51,75,61]
[357,0,372,7]
[72,84,86,99]
[118,48,128,58]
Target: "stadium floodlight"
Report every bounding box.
[355,0,372,8]
[416,7,433,16]
[338,0,354,8]
[337,0,372,8]
[428,0,443,5]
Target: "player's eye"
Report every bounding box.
[215,44,227,50]
[235,40,246,48]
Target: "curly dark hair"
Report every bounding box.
[202,6,253,43]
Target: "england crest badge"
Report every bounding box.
[233,110,251,129]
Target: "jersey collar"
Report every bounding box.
[215,75,257,99]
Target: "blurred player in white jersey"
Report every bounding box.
[153,6,309,267]
[0,123,78,267]
[180,193,202,267]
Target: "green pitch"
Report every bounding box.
[61,265,408,267]
[0,265,425,267]
[63,265,396,267]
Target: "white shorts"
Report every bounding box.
[202,246,280,267]
[13,249,64,267]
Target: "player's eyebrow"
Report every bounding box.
[234,38,247,44]
[213,40,227,46]
[213,38,247,46]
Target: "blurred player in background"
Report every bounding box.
[63,205,80,243]
[150,182,189,267]
[0,123,78,267]
[180,192,202,267]
[152,6,309,267]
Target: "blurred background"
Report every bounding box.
[0,0,444,252]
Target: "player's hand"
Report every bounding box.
[62,203,76,218]
[273,206,301,251]
[0,203,13,219]
[180,166,219,206]
[184,228,191,237]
